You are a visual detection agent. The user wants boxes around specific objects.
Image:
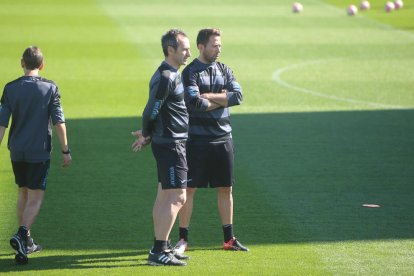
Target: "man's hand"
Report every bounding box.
[131,130,151,152]
[200,89,227,101]
[200,90,228,107]
[62,153,72,168]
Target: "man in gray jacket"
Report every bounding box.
[131,29,191,266]
[0,46,72,265]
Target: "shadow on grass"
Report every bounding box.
[231,109,414,244]
[0,250,149,273]
[1,109,413,258]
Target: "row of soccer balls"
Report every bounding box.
[292,1,404,15]
[347,0,404,15]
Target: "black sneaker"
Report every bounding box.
[148,250,187,266]
[10,234,28,264]
[27,237,42,254]
[223,237,249,252]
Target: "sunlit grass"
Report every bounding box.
[0,0,413,274]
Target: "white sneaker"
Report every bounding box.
[174,239,188,254]
[27,237,42,254]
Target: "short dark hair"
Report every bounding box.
[161,29,187,57]
[196,28,221,47]
[22,46,43,70]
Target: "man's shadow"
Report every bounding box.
[0,250,149,272]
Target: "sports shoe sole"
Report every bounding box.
[148,260,163,266]
[15,253,29,265]
[174,253,190,260]
[10,237,28,265]
[148,260,187,266]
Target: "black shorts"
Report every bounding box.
[12,160,50,191]
[187,138,234,188]
[151,140,188,190]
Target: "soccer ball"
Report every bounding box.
[394,0,403,9]
[360,0,370,10]
[384,1,395,12]
[292,2,303,13]
[347,5,358,16]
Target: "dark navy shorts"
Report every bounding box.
[12,160,50,191]
[151,140,188,190]
[187,138,235,188]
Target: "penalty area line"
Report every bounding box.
[271,60,404,109]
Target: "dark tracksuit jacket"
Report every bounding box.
[0,75,65,162]
[141,61,189,144]
[182,58,243,144]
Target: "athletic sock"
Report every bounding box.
[179,227,189,242]
[152,240,168,253]
[222,224,234,243]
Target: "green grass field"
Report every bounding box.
[1,0,413,274]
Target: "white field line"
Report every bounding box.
[271,60,405,109]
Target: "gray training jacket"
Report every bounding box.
[141,61,189,144]
[0,75,65,162]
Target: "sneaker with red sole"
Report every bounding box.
[223,237,249,251]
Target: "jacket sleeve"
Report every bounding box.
[183,69,209,112]
[142,71,171,137]
[224,66,243,107]
[49,85,66,125]
[0,88,12,127]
